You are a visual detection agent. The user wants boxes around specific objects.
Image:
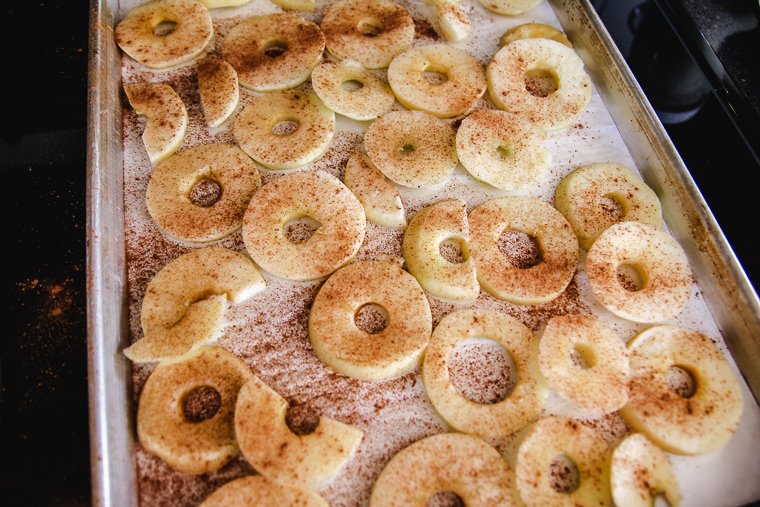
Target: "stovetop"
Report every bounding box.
[1,1,757,505]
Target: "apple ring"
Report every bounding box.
[369,433,516,506]
[423,309,547,438]
[621,326,743,455]
[233,91,335,170]
[479,0,541,15]
[516,416,612,506]
[500,23,572,48]
[468,196,579,305]
[555,162,662,250]
[124,82,188,165]
[311,59,395,121]
[343,150,406,229]
[321,0,415,70]
[221,12,324,92]
[146,144,261,243]
[403,199,479,301]
[539,314,629,415]
[455,109,550,190]
[202,476,328,507]
[242,171,365,281]
[611,434,682,507]
[137,346,254,474]
[235,376,363,487]
[586,221,692,323]
[309,260,432,381]
[115,0,213,69]
[488,38,592,130]
[124,247,266,363]
[364,110,458,188]
[197,57,239,128]
[388,44,487,119]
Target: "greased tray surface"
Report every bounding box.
[88,1,760,506]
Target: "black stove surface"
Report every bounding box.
[1,1,758,505]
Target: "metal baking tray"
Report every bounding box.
[86,0,760,505]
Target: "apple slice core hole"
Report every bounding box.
[449,338,516,404]
[285,403,320,436]
[182,385,222,423]
[666,365,696,398]
[499,229,542,269]
[617,262,647,292]
[272,119,300,136]
[439,237,468,264]
[355,303,389,334]
[190,178,222,207]
[358,17,384,37]
[570,344,597,369]
[524,67,559,97]
[283,216,322,244]
[341,79,365,92]
[153,20,177,37]
[427,491,464,507]
[263,39,289,58]
[600,193,624,221]
[549,454,580,493]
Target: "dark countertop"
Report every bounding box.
[1,1,757,505]
[1,2,89,505]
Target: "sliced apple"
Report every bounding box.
[309,260,432,381]
[321,0,415,70]
[621,326,743,455]
[555,162,662,251]
[516,416,612,506]
[500,22,572,48]
[468,196,579,305]
[586,222,691,323]
[270,0,315,11]
[197,57,239,128]
[427,0,472,42]
[370,433,517,506]
[456,109,550,190]
[200,0,251,7]
[242,171,365,281]
[202,476,328,507]
[423,309,547,438]
[222,12,324,92]
[343,150,405,229]
[233,91,335,170]
[115,0,213,69]
[137,346,254,474]
[124,247,266,363]
[311,59,396,121]
[364,110,458,188]
[235,376,363,487]
[403,199,479,301]
[611,433,682,507]
[478,0,541,16]
[388,44,486,119]
[124,82,188,165]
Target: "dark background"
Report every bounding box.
[0,1,757,505]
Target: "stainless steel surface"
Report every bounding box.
[549,0,760,401]
[86,0,760,504]
[86,0,137,505]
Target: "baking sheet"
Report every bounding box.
[89,0,760,505]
